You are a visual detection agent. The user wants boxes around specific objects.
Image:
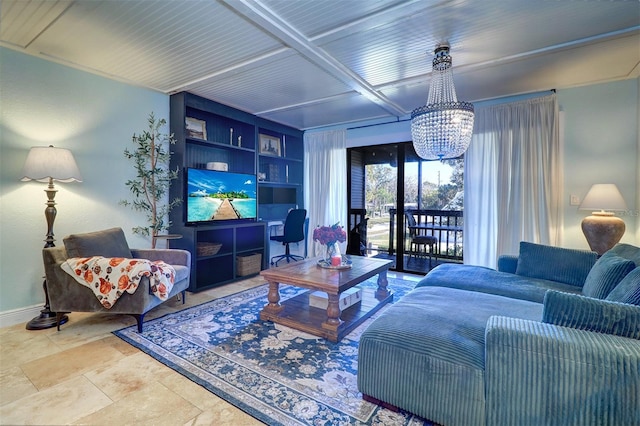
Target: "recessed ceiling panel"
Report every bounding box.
[383,34,640,112]
[25,1,285,91]
[260,93,393,129]
[184,54,355,114]
[457,35,640,102]
[320,1,640,87]
[261,0,407,38]
[0,0,72,48]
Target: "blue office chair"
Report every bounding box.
[270,209,307,266]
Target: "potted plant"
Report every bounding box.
[120,112,181,248]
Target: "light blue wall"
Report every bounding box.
[0,47,169,315]
[558,79,639,249]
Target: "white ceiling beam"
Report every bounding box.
[220,0,407,117]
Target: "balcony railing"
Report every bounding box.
[349,208,463,263]
[393,208,463,261]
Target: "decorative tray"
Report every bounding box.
[317,258,352,270]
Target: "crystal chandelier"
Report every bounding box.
[411,43,474,160]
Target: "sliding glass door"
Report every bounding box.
[347,142,464,274]
[403,154,464,273]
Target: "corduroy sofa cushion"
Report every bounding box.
[542,290,640,340]
[63,227,133,258]
[515,241,597,286]
[358,286,542,426]
[416,263,582,303]
[608,243,640,265]
[582,252,636,299]
[606,267,640,305]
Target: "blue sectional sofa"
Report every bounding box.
[358,242,640,426]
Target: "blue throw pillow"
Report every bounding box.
[606,268,640,306]
[582,252,636,299]
[515,242,597,286]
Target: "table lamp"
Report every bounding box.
[579,183,627,256]
[21,145,82,330]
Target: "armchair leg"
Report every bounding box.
[181,290,186,304]
[133,314,145,333]
[55,312,69,331]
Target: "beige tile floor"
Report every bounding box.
[0,276,267,426]
[0,269,418,425]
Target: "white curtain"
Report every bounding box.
[304,130,348,257]
[464,94,560,268]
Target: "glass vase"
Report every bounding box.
[325,242,341,265]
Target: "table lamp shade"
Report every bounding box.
[579,183,627,255]
[579,184,627,213]
[20,146,83,183]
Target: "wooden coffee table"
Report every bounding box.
[259,256,394,342]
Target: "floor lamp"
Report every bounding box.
[579,183,627,256]
[21,145,82,330]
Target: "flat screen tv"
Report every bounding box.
[186,168,257,224]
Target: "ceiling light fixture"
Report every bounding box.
[411,43,474,160]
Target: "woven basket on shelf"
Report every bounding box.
[197,242,222,256]
[237,253,262,276]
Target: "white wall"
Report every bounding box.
[0,48,169,322]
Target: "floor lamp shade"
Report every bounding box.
[579,184,627,255]
[21,145,82,330]
[20,146,83,183]
[21,145,82,247]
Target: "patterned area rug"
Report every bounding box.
[114,276,434,425]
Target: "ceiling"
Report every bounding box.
[2,0,639,130]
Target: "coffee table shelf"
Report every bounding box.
[259,256,393,342]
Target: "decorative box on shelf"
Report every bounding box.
[309,287,362,310]
[237,253,262,276]
[206,161,228,171]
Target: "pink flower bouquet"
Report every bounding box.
[313,223,347,246]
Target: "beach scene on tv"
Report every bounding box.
[187,169,257,222]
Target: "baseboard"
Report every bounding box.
[0,305,43,329]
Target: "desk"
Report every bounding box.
[267,220,284,236]
[266,220,284,264]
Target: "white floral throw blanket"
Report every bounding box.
[61,257,175,309]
